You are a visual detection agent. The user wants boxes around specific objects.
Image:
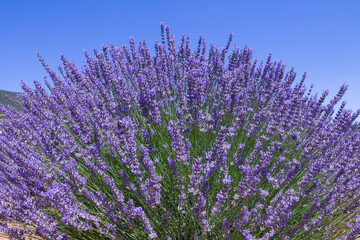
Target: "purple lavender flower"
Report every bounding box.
[167,119,190,165]
[222,217,231,239]
[188,156,203,196]
[211,174,231,216]
[0,22,359,240]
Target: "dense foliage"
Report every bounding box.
[1,23,360,239]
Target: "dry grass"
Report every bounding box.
[0,200,43,240]
[0,223,42,240]
[0,215,359,239]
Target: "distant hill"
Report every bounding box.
[0,90,23,118]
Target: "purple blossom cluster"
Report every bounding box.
[0,23,360,239]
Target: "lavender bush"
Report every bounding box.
[1,23,360,240]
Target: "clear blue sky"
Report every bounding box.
[1,0,360,114]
